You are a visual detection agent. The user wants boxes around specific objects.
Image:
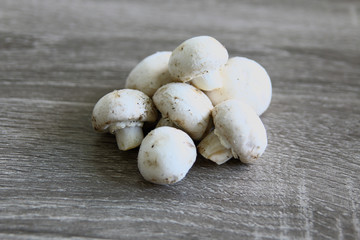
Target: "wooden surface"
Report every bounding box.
[1,0,359,239]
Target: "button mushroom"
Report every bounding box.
[168,36,228,91]
[198,99,267,164]
[152,82,213,141]
[92,89,157,151]
[125,51,177,97]
[205,57,272,116]
[138,126,196,185]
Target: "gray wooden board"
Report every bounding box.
[0,0,359,239]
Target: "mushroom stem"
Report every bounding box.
[115,126,144,151]
[197,131,232,165]
[191,70,223,91]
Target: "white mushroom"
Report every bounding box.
[205,57,272,116]
[125,51,177,97]
[152,82,213,141]
[168,36,228,91]
[198,99,267,164]
[92,89,157,151]
[138,126,196,185]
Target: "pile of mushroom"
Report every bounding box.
[91,36,272,185]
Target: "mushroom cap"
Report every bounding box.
[125,51,176,97]
[168,36,228,82]
[92,89,157,133]
[212,99,267,163]
[138,126,196,185]
[152,82,213,140]
[206,57,272,116]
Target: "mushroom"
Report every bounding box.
[92,89,157,151]
[168,36,228,91]
[205,57,272,116]
[138,126,196,185]
[152,82,213,141]
[198,99,267,164]
[125,51,177,97]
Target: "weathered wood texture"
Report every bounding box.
[0,0,359,239]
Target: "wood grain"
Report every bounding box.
[0,0,359,239]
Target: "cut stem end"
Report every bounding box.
[197,131,232,165]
